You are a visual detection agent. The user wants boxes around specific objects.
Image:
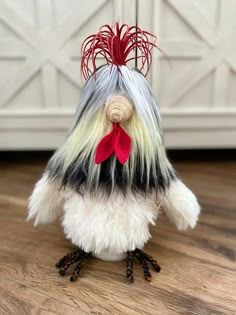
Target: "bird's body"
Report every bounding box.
[29,171,199,262]
[28,23,200,282]
[31,173,160,260]
[63,191,158,260]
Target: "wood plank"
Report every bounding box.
[0,275,81,315]
[0,157,235,314]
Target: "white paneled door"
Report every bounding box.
[0,0,235,149]
[0,0,136,149]
[141,0,236,148]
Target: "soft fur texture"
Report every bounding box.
[28,174,200,259]
[162,179,201,231]
[62,191,160,255]
[27,65,201,260]
[27,173,64,225]
[47,65,175,196]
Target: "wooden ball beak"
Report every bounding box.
[105,96,133,123]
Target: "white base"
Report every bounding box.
[93,250,126,261]
[93,246,145,261]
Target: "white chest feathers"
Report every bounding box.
[62,191,160,256]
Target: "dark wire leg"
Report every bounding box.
[70,251,91,282]
[126,248,161,283]
[58,250,82,276]
[142,251,161,272]
[55,249,81,269]
[55,249,91,280]
[134,250,152,282]
[126,251,134,283]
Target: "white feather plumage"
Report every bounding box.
[27,173,64,226]
[162,179,201,231]
[62,191,160,256]
[28,173,200,261]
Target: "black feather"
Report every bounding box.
[47,152,175,197]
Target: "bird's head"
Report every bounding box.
[48,23,173,196]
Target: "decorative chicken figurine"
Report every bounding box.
[28,23,200,283]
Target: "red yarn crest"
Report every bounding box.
[81,22,157,80]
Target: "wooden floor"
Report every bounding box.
[0,153,235,315]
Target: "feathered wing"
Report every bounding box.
[161,179,201,231]
[27,172,64,226]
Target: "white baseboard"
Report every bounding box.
[0,110,236,149]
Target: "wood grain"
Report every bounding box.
[0,154,235,315]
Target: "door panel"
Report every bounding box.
[139,0,236,148]
[0,0,135,149]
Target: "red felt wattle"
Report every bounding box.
[81,22,157,80]
[95,123,131,165]
[95,126,116,164]
[114,125,131,164]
